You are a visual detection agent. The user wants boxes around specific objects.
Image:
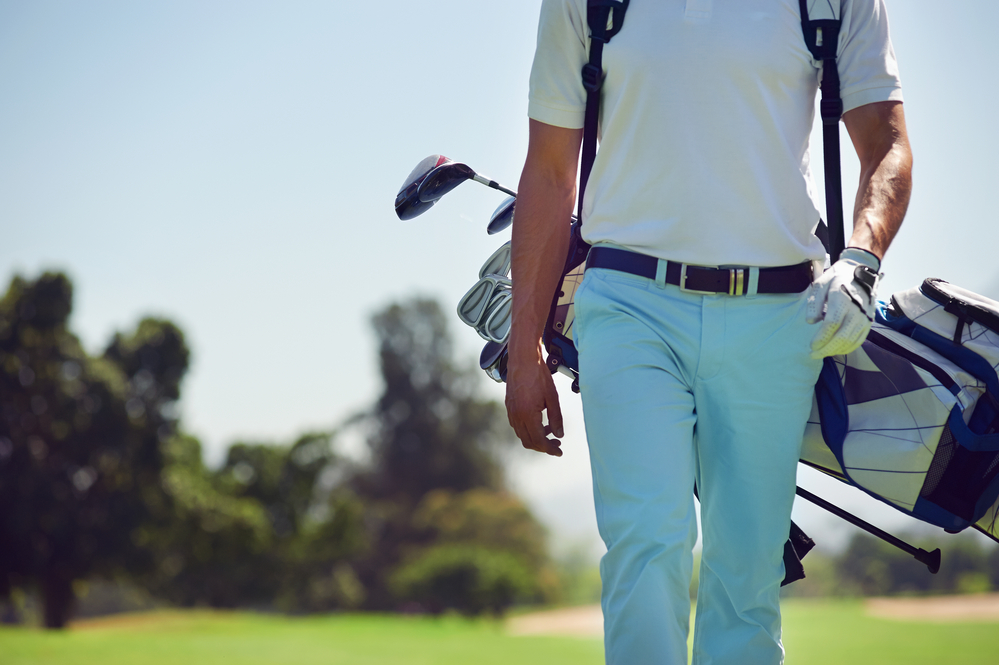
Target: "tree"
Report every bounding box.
[358,298,510,502]
[836,532,992,596]
[214,432,368,611]
[140,432,368,612]
[0,272,189,628]
[350,298,519,609]
[134,433,274,608]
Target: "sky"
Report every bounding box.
[2,0,998,559]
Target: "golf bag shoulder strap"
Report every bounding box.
[578,0,630,223]
[799,0,846,261]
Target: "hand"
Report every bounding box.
[505,348,564,457]
[806,247,882,359]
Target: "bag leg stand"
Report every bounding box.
[796,486,941,573]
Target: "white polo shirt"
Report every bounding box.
[528,0,903,267]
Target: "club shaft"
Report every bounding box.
[473,174,517,198]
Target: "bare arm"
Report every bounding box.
[842,100,913,259]
[505,119,583,457]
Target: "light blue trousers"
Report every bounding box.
[573,263,822,665]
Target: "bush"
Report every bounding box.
[390,544,535,616]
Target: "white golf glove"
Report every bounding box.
[806,247,882,359]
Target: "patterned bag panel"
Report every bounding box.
[976,494,999,540]
[800,322,974,513]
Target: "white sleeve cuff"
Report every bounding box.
[527,100,585,130]
[841,86,904,115]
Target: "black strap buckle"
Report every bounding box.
[802,19,841,61]
[820,97,843,124]
[581,63,603,93]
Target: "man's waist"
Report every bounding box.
[585,246,814,296]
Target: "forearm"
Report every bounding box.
[504,121,581,456]
[508,172,573,364]
[844,102,913,260]
[507,125,580,370]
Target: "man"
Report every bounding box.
[505,1,912,663]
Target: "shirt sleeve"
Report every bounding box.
[527,0,589,129]
[835,0,904,113]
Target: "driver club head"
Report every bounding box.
[417,161,476,203]
[487,196,515,235]
[395,154,449,221]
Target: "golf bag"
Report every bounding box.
[801,280,999,542]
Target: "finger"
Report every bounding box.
[804,284,826,324]
[545,388,565,439]
[811,311,871,358]
[838,313,871,353]
[527,434,563,457]
[516,419,546,451]
[810,290,851,349]
[518,417,559,456]
[810,315,842,352]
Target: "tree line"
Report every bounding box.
[0,272,555,628]
[4,272,997,629]
[824,533,999,596]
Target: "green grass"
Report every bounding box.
[0,610,603,665]
[2,600,998,665]
[782,598,999,665]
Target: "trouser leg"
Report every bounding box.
[691,292,822,665]
[574,269,702,665]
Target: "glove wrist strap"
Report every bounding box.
[841,247,881,272]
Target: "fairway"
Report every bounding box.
[782,598,999,665]
[0,611,603,665]
[2,599,998,664]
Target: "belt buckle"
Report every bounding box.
[726,267,746,296]
[679,264,716,295]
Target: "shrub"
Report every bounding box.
[390,544,535,616]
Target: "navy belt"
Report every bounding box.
[585,247,813,296]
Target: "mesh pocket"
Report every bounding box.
[920,410,999,522]
[921,425,956,496]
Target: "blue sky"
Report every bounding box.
[2,0,997,556]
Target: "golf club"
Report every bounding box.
[479,340,508,383]
[488,196,516,235]
[479,241,511,279]
[457,274,512,330]
[395,154,517,222]
[479,290,512,344]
